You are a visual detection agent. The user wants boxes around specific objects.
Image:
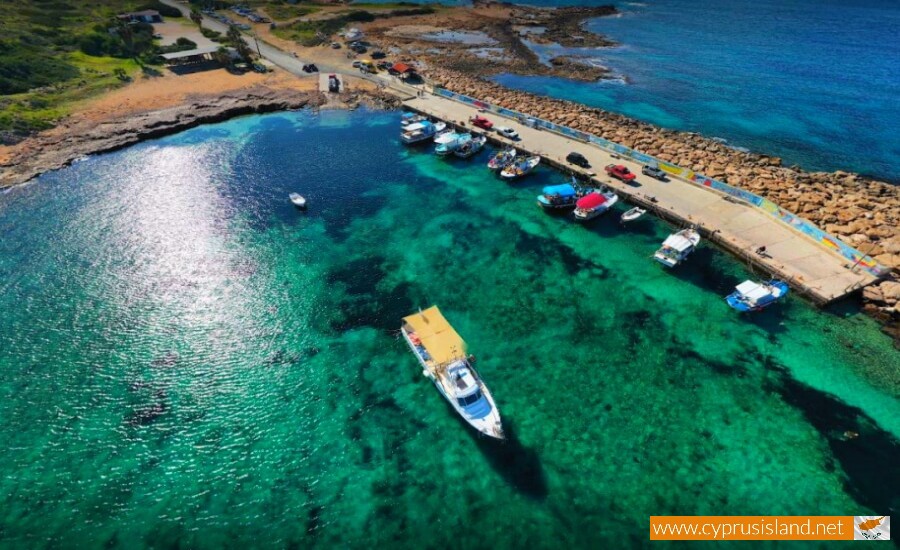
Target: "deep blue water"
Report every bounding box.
[363,0,900,181]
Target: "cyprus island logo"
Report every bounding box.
[854,516,890,541]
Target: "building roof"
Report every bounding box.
[161,46,221,60]
[392,63,413,73]
[403,306,466,365]
[118,9,160,18]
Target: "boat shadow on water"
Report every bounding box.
[456,415,549,501]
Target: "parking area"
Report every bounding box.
[154,21,217,49]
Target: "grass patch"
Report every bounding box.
[258,3,320,22]
[0,0,156,143]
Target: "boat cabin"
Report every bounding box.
[735,281,776,306]
[448,363,484,407]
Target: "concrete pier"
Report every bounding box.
[404,93,880,305]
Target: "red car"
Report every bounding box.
[470,115,494,130]
[605,164,636,182]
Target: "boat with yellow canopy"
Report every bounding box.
[401,306,504,439]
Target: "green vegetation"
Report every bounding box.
[0,0,188,143]
[261,3,320,22]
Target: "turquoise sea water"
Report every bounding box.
[0,110,898,547]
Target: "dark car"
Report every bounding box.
[642,164,667,181]
[566,152,591,168]
[371,51,386,59]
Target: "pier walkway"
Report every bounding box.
[404,94,879,305]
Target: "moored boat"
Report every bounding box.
[500,156,540,180]
[401,120,445,145]
[537,181,591,210]
[454,135,487,159]
[435,133,471,156]
[726,280,789,312]
[573,188,619,221]
[401,112,426,127]
[289,192,307,209]
[401,306,504,439]
[653,228,701,268]
[620,206,647,223]
[487,148,517,171]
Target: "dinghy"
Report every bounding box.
[289,193,307,209]
[620,207,646,223]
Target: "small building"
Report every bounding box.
[117,10,163,23]
[161,46,222,66]
[390,63,417,80]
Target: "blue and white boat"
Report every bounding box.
[401,306,504,439]
[726,280,789,312]
[435,133,471,156]
[401,112,425,127]
[537,182,590,210]
[401,120,446,145]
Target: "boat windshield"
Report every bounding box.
[457,390,483,407]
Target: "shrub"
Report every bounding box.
[138,1,183,18]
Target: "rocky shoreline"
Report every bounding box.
[0,87,319,190]
[424,68,899,341]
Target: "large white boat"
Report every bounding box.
[573,188,619,221]
[401,306,504,439]
[500,156,540,180]
[435,133,471,156]
[401,120,445,145]
[654,228,701,268]
[454,135,487,159]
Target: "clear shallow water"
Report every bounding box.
[0,110,898,547]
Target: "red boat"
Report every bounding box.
[605,164,636,182]
[470,115,494,130]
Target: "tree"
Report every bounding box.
[190,8,203,28]
[226,24,253,62]
[212,46,232,66]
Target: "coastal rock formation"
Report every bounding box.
[425,68,900,337]
[360,3,616,83]
[0,87,317,189]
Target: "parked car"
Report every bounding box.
[641,164,667,181]
[352,60,362,68]
[470,115,494,130]
[605,164,637,183]
[566,152,590,168]
[371,51,386,59]
[496,126,519,140]
[331,42,341,49]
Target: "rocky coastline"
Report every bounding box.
[425,68,899,339]
[0,87,318,190]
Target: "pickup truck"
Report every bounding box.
[605,164,637,183]
[470,115,494,130]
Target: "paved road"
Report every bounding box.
[405,94,877,303]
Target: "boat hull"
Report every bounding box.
[400,328,504,439]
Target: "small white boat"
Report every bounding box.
[487,148,517,171]
[289,193,307,209]
[435,133,471,156]
[401,306,504,439]
[454,135,486,159]
[654,228,701,268]
[573,188,619,221]
[620,206,647,223]
[500,156,540,180]
[401,120,445,145]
